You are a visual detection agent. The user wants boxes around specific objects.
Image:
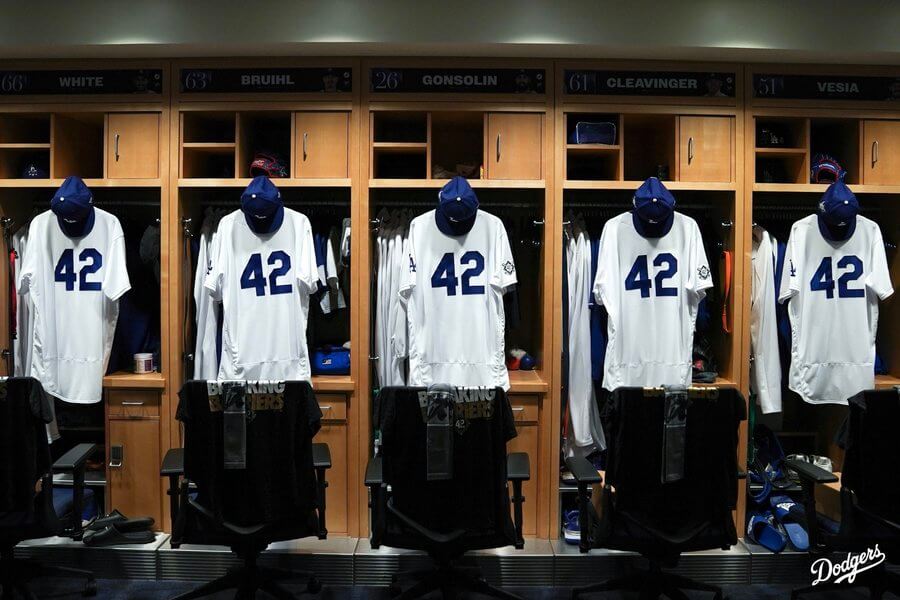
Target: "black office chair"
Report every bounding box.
[788,389,900,599]
[567,386,746,600]
[162,380,332,600]
[365,386,531,600]
[0,376,99,598]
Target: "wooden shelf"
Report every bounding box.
[755,147,807,156]
[370,178,545,189]
[509,370,549,393]
[0,143,51,149]
[875,374,900,389]
[372,142,428,153]
[754,183,900,194]
[103,371,166,390]
[312,375,355,392]
[0,178,161,188]
[564,180,736,192]
[566,143,620,153]
[182,142,236,153]
[179,177,351,188]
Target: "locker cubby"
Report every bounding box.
[754,117,809,184]
[0,113,51,144]
[562,188,738,386]
[565,113,621,181]
[372,111,427,143]
[181,111,236,143]
[180,111,237,178]
[237,111,292,178]
[369,187,547,372]
[430,111,483,179]
[52,113,104,179]
[623,114,677,181]
[371,111,428,179]
[810,118,860,184]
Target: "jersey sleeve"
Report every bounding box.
[778,226,800,303]
[686,221,714,297]
[104,227,131,301]
[491,221,517,291]
[398,226,417,300]
[592,221,615,306]
[17,228,35,296]
[204,226,226,301]
[867,226,894,301]
[297,218,319,294]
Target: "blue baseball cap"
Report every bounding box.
[817,181,858,240]
[51,176,95,237]
[241,175,283,234]
[435,176,479,236]
[632,177,675,236]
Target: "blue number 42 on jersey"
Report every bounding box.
[54,248,102,291]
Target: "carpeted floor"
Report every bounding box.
[25,578,877,599]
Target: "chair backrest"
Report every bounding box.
[375,386,517,550]
[176,380,322,536]
[841,390,900,523]
[598,387,746,555]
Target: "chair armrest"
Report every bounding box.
[52,443,97,473]
[785,458,838,485]
[507,452,530,482]
[565,456,603,485]
[160,448,184,476]
[365,456,383,486]
[313,443,332,470]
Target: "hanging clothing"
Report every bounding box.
[750,225,782,414]
[193,208,226,380]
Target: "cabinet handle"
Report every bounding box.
[319,405,332,412]
[512,407,525,412]
[873,140,879,167]
[121,401,144,406]
[688,136,694,164]
[496,133,501,162]
[303,132,309,161]
[109,445,123,469]
[114,133,120,162]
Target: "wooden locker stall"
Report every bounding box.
[359,59,555,539]
[554,62,748,541]
[0,60,171,528]
[168,59,362,536]
[745,65,900,528]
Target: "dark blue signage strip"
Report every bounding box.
[564,70,736,98]
[180,67,352,94]
[753,74,900,101]
[0,69,163,96]
[370,68,545,94]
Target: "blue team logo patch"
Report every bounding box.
[409,256,416,273]
[503,261,515,275]
[790,260,796,277]
[697,265,710,280]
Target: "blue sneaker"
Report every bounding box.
[563,510,581,545]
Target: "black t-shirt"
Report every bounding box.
[0,377,52,514]
[598,387,745,554]
[177,380,322,531]
[376,386,518,550]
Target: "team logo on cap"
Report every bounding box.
[503,261,515,275]
[697,265,710,280]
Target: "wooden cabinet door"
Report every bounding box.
[108,418,161,526]
[294,112,349,178]
[678,116,732,182]
[863,120,900,185]
[106,113,159,179]
[507,394,539,537]
[486,113,542,180]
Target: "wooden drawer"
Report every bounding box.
[108,418,162,527]
[509,394,539,424]
[107,390,160,418]
[294,112,349,178]
[316,393,347,422]
[485,112,542,180]
[863,120,900,185]
[106,113,160,179]
[678,116,733,182]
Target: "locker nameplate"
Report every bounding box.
[179,67,352,94]
[564,70,736,98]
[754,74,900,101]
[370,68,545,94]
[0,69,162,96]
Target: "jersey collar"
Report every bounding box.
[56,207,95,238]
[631,210,674,238]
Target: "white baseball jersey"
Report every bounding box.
[205,208,318,382]
[193,208,225,380]
[400,210,516,390]
[593,212,712,390]
[19,209,131,404]
[750,226,782,414]
[779,215,893,405]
